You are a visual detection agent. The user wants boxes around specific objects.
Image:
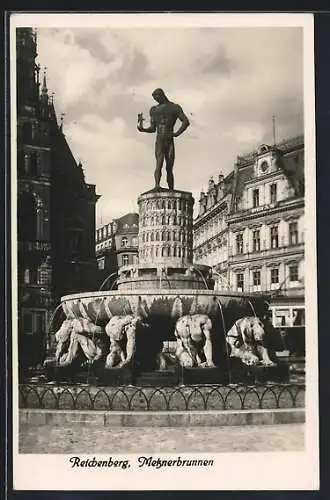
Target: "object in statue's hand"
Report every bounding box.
[137,113,144,128]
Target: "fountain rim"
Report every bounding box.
[61,289,267,302]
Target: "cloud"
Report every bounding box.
[34,25,304,222]
[202,45,235,74]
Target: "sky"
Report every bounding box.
[35,26,304,225]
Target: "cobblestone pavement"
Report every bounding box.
[19,423,304,453]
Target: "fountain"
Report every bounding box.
[43,90,288,386]
[43,184,287,385]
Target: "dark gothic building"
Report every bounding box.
[16,28,100,369]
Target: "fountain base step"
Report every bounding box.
[44,362,134,386]
[181,367,228,385]
[135,371,179,387]
[229,359,290,384]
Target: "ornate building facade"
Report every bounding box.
[193,136,305,333]
[17,28,99,368]
[95,213,139,283]
[193,172,233,288]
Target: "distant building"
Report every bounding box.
[193,172,233,288]
[95,213,139,286]
[193,136,305,335]
[17,28,100,368]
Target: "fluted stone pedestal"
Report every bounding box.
[117,188,214,291]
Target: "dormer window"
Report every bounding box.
[270,183,277,203]
[258,144,269,154]
[252,189,260,208]
[260,161,268,173]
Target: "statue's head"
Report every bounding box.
[152,88,167,103]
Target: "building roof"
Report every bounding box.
[114,212,139,234]
[96,212,139,237]
[50,119,99,202]
[195,134,304,224]
[233,135,304,208]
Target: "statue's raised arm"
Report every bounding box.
[137,110,157,133]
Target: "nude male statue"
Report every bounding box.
[137,88,190,190]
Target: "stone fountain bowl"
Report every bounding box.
[51,290,274,380]
[62,289,268,324]
[61,289,269,349]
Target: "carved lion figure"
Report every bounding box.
[105,315,139,369]
[226,316,276,367]
[174,314,215,368]
[54,318,103,367]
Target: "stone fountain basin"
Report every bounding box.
[54,290,273,378]
[61,289,269,335]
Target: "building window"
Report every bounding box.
[236,273,244,292]
[274,308,290,327]
[289,264,299,282]
[24,268,30,284]
[28,151,38,177]
[270,183,277,204]
[260,160,268,172]
[270,226,279,249]
[69,230,83,257]
[37,257,52,285]
[35,310,46,333]
[253,270,261,286]
[97,257,105,270]
[123,223,129,229]
[23,309,46,335]
[270,268,279,284]
[236,233,244,254]
[122,254,129,266]
[292,309,305,326]
[132,236,138,247]
[21,122,32,141]
[23,311,33,334]
[289,221,298,245]
[18,191,37,242]
[252,230,260,252]
[121,236,128,248]
[252,189,260,208]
